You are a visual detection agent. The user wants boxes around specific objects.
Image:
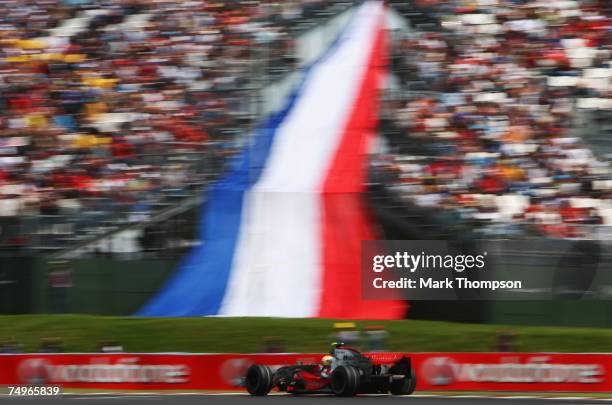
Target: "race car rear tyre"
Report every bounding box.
[245,365,273,396]
[330,365,360,397]
[390,367,417,395]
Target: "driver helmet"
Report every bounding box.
[321,355,333,366]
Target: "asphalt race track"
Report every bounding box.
[1,394,610,404]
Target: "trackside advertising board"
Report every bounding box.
[0,353,610,392]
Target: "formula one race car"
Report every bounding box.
[244,343,416,396]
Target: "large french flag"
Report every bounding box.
[138,1,405,319]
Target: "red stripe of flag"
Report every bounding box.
[318,8,407,319]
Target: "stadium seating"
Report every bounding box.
[377,0,611,239]
[0,0,343,251]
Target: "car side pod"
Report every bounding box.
[245,365,273,396]
[330,365,361,396]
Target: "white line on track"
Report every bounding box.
[47,393,612,402]
[66,396,165,400]
[408,395,612,402]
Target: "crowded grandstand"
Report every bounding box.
[0,0,609,315]
[378,0,611,240]
[0,0,609,255]
[0,0,349,251]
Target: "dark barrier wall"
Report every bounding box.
[0,257,176,315]
[483,239,612,327]
[0,257,35,314]
[2,250,612,324]
[487,301,612,328]
[56,259,177,315]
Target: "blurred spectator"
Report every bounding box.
[38,337,63,353]
[262,336,286,353]
[331,322,361,347]
[98,340,124,353]
[492,329,517,352]
[0,338,23,353]
[364,325,389,352]
[47,260,72,313]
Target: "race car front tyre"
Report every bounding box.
[245,365,273,396]
[390,367,417,395]
[330,365,360,396]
